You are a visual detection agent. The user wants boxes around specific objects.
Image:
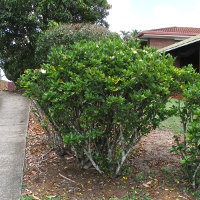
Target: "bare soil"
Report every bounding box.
[22,111,196,200]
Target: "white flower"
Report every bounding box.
[139,59,142,62]
[143,50,147,53]
[40,69,46,74]
[131,48,137,54]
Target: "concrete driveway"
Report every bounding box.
[0,91,29,200]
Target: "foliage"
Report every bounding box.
[18,38,176,175]
[170,65,200,190]
[0,0,111,81]
[34,0,111,28]
[0,0,39,81]
[120,30,140,43]
[159,98,184,134]
[35,23,119,66]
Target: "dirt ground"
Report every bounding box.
[22,110,197,200]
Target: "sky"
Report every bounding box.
[106,0,200,33]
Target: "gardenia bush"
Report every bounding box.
[170,65,200,189]
[19,38,176,175]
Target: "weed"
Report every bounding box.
[161,167,171,175]
[21,195,62,200]
[134,172,146,182]
[117,185,127,189]
[128,188,153,200]
[149,170,158,178]
[21,183,27,189]
[121,163,134,176]
[21,195,34,200]
[191,190,200,199]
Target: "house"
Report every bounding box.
[135,27,200,50]
[135,27,200,72]
[159,34,200,72]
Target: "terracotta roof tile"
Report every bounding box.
[135,27,200,38]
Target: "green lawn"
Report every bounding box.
[159,98,184,134]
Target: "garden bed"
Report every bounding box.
[21,109,197,199]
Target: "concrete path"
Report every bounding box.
[0,91,29,200]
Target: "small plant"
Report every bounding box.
[191,190,200,199]
[121,163,134,176]
[161,167,171,175]
[149,170,158,177]
[21,183,27,189]
[128,188,153,200]
[21,195,62,200]
[21,195,34,200]
[134,172,146,181]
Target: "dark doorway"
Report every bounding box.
[170,43,200,72]
[180,49,199,72]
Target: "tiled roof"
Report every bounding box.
[159,34,200,52]
[135,27,200,38]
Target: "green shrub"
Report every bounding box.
[170,66,200,189]
[35,23,119,66]
[19,38,176,175]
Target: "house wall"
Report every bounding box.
[149,38,175,49]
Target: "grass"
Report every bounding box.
[21,196,62,200]
[159,98,184,134]
[21,196,35,200]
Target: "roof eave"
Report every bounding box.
[139,34,190,40]
[159,37,200,53]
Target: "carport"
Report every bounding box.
[159,34,200,72]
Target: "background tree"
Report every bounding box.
[0,0,110,81]
[120,30,140,43]
[35,23,119,66]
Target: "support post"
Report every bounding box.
[174,58,180,68]
[199,46,200,73]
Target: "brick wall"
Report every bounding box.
[0,81,14,90]
[149,38,175,49]
[0,81,8,90]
